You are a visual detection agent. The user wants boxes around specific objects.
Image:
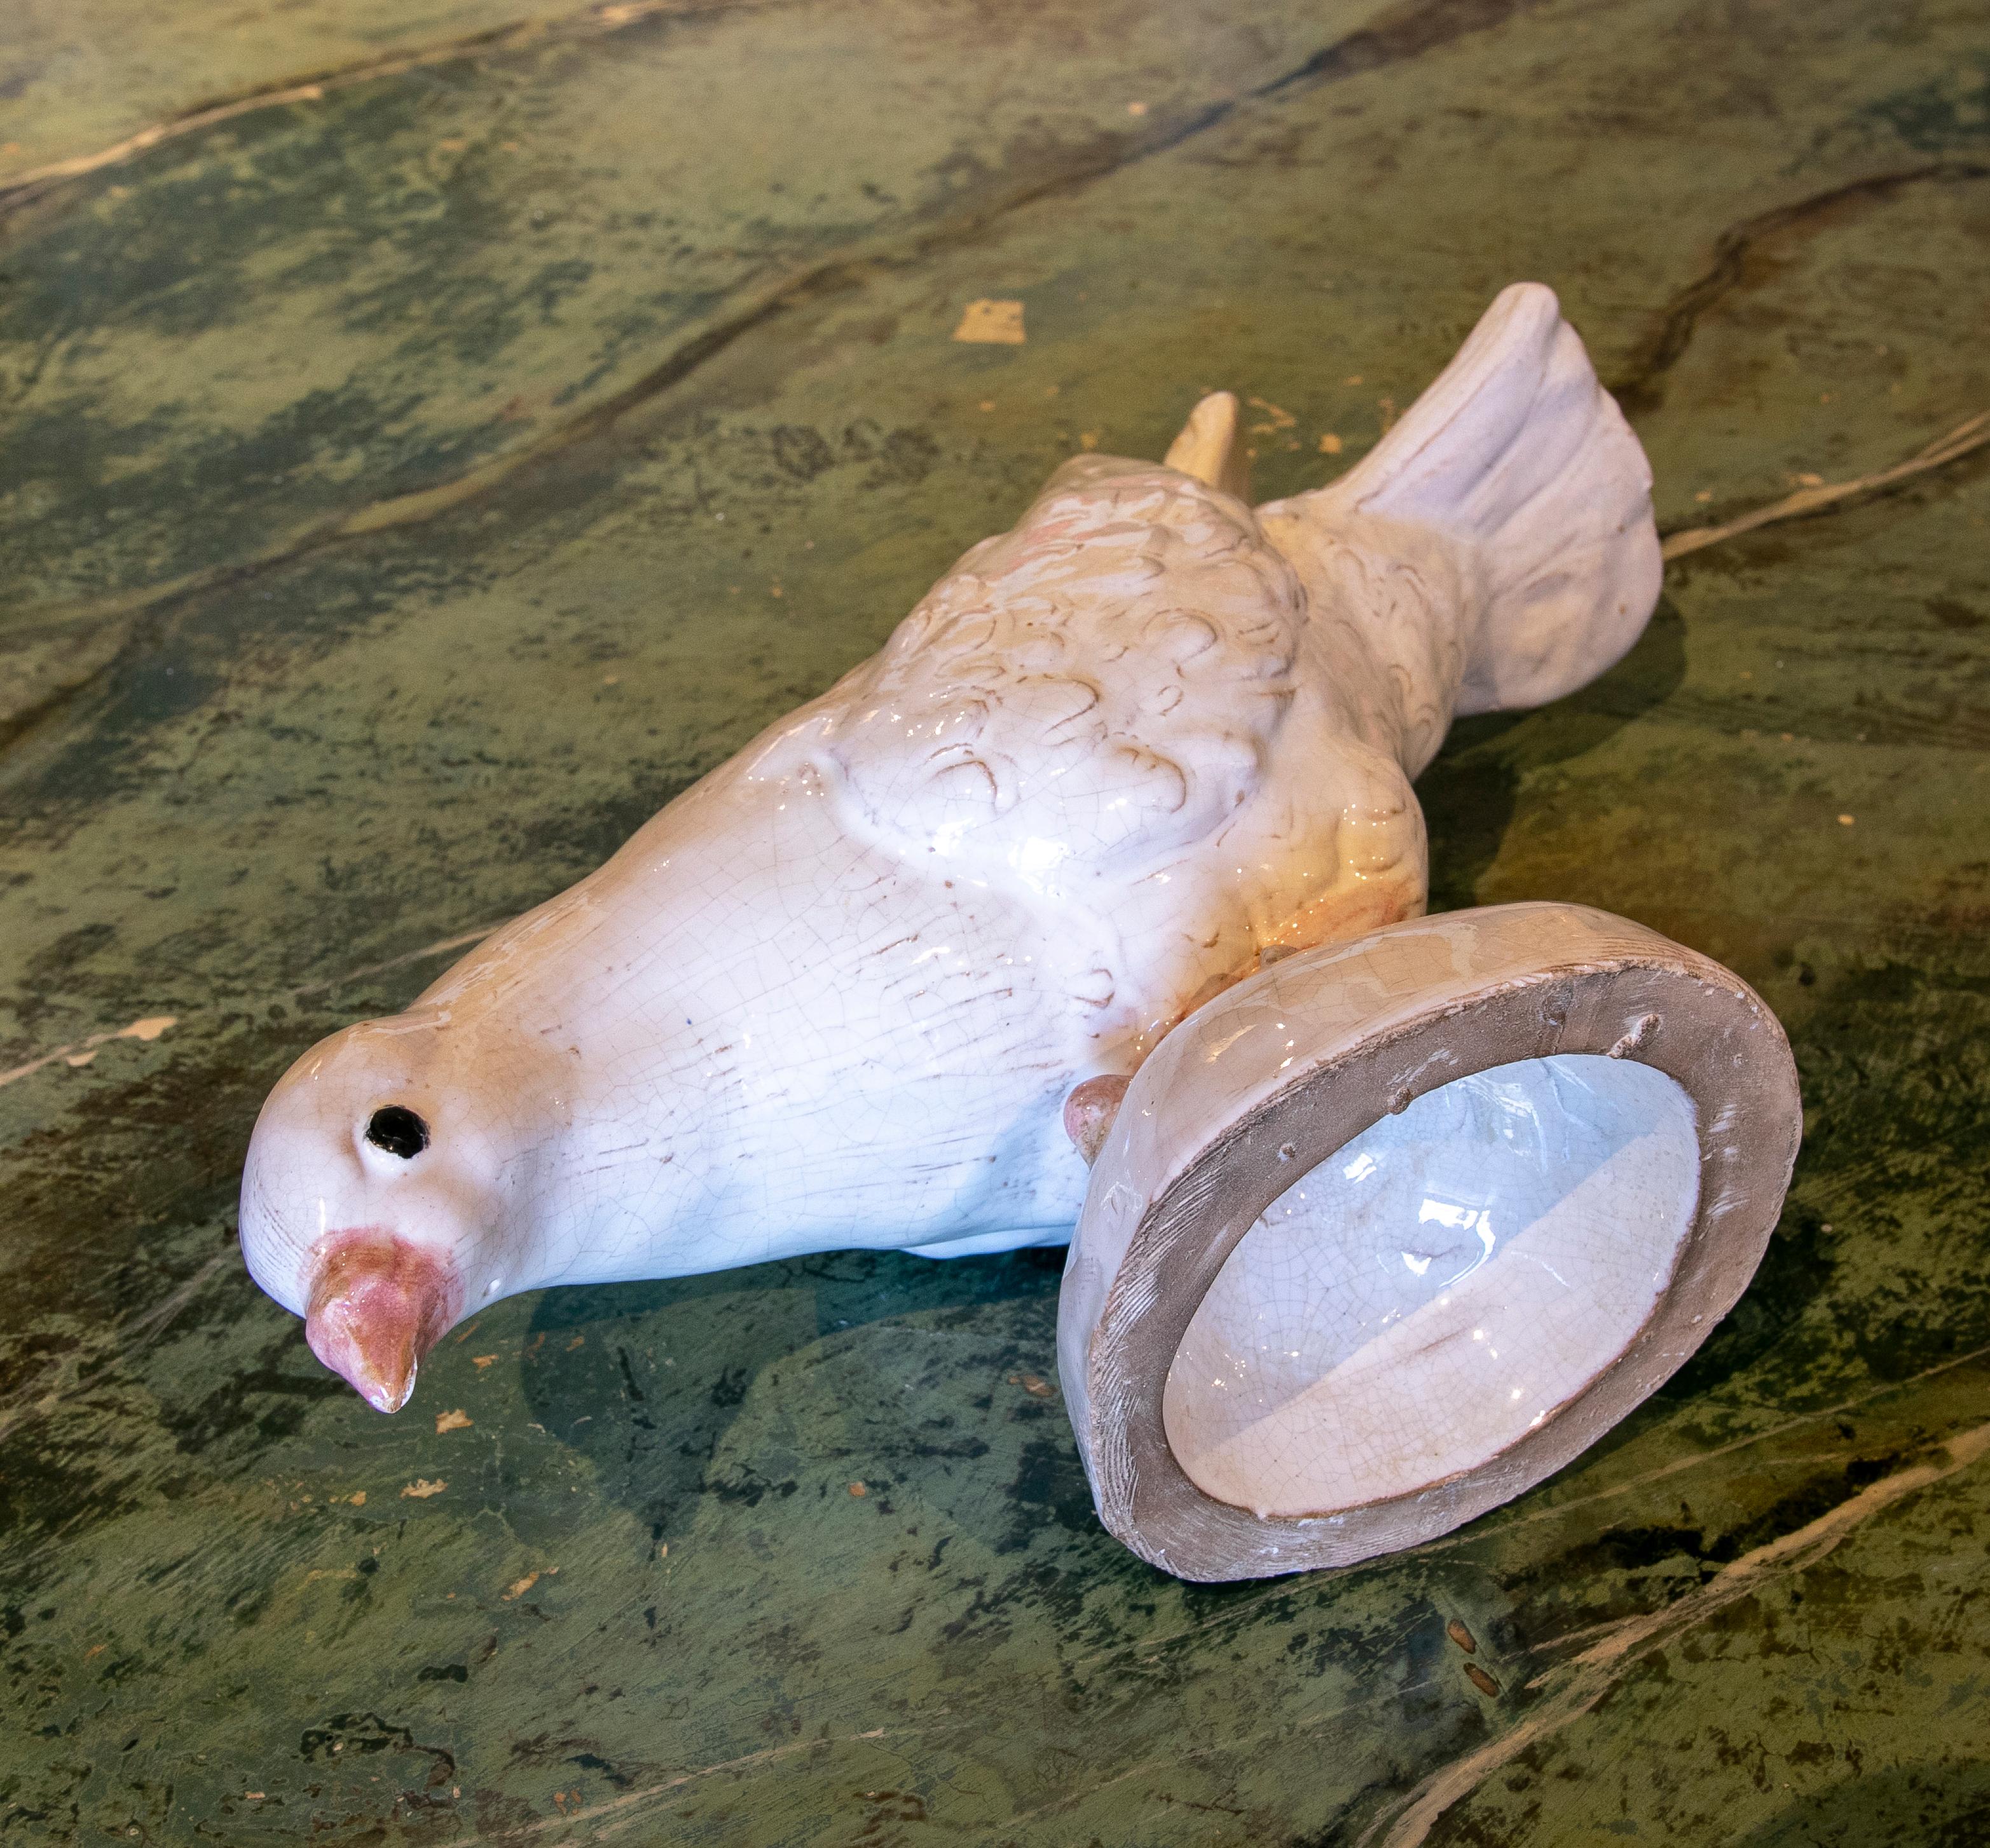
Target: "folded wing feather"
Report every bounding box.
[823,457,1305,899]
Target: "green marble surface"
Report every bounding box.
[3,1,1989,1840]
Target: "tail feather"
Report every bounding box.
[1279,283,1659,715]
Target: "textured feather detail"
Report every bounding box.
[1263,282,1660,718]
[823,457,1305,897]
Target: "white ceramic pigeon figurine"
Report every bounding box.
[240,282,1660,1414]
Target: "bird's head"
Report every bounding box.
[240,1003,543,1412]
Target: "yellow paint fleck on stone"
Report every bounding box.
[953,299,1026,345]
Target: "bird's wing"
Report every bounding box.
[820,457,1304,899]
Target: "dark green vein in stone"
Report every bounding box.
[9,0,1547,651]
[1613,159,1990,417]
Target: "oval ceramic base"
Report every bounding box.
[1057,902,1802,1582]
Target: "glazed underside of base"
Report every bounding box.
[1162,1054,1699,1519]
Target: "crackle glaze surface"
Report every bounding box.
[5,0,1990,1842]
[1163,1052,1703,1519]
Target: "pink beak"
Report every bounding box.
[305,1232,458,1413]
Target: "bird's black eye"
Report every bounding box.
[365,1105,430,1159]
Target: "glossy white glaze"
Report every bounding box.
[240,283,1661,1409]
[1162,1054,1701,1519]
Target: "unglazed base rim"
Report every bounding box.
[1059,902,1802,1583]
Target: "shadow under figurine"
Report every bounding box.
[239,284,1801,1582]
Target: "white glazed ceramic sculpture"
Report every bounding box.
[240,284,1800,1577]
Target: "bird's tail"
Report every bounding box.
[1261,283,1661,716]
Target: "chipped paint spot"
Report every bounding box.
[952,299,1026,345]
[0,1012,179,1089]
